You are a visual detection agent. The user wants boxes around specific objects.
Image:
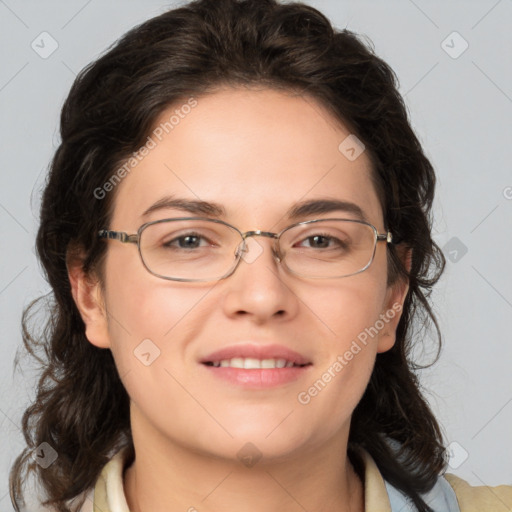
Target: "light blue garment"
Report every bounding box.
[381,437,460,511]
[384,475,460,512]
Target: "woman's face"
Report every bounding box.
[77,87,407,463]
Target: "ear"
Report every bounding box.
[376,245,412,353]
[67,249,111,349]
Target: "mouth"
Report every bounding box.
[199,344,313,388]
[203,358,311,369]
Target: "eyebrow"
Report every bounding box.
[142,196,226,218]
[141,195,368,222]
[287,198,367,222]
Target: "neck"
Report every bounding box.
[123,434,364,512]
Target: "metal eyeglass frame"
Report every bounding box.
[97,216,394,282]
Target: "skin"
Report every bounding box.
[69,87,410,512]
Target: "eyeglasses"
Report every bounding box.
[98,217,393,282]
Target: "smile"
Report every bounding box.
[203,357,310,369]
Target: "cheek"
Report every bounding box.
[291,272,389,422]
[308,270,389,346]
[102,279,216,434]
[102,252,216,379]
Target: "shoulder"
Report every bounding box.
[356,441,512,512]
[444,472,512,512]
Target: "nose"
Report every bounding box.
[221,235,299,324]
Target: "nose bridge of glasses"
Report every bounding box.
[237,230,281,261]
[242,229,278,240]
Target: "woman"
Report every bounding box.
[9,0,512,511]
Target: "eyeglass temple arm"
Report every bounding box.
[377,232,394,244]
[98,230,138,244]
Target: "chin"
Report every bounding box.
[200,426,311,464]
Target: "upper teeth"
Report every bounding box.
[210,358,296,369]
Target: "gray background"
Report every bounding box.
[1,0,511,509]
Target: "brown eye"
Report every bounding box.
[164,233,207,249]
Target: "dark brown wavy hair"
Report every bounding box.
[10,0,448,510]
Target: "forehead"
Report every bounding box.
[110,87,383,230]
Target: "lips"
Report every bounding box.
[199,343,313,388]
